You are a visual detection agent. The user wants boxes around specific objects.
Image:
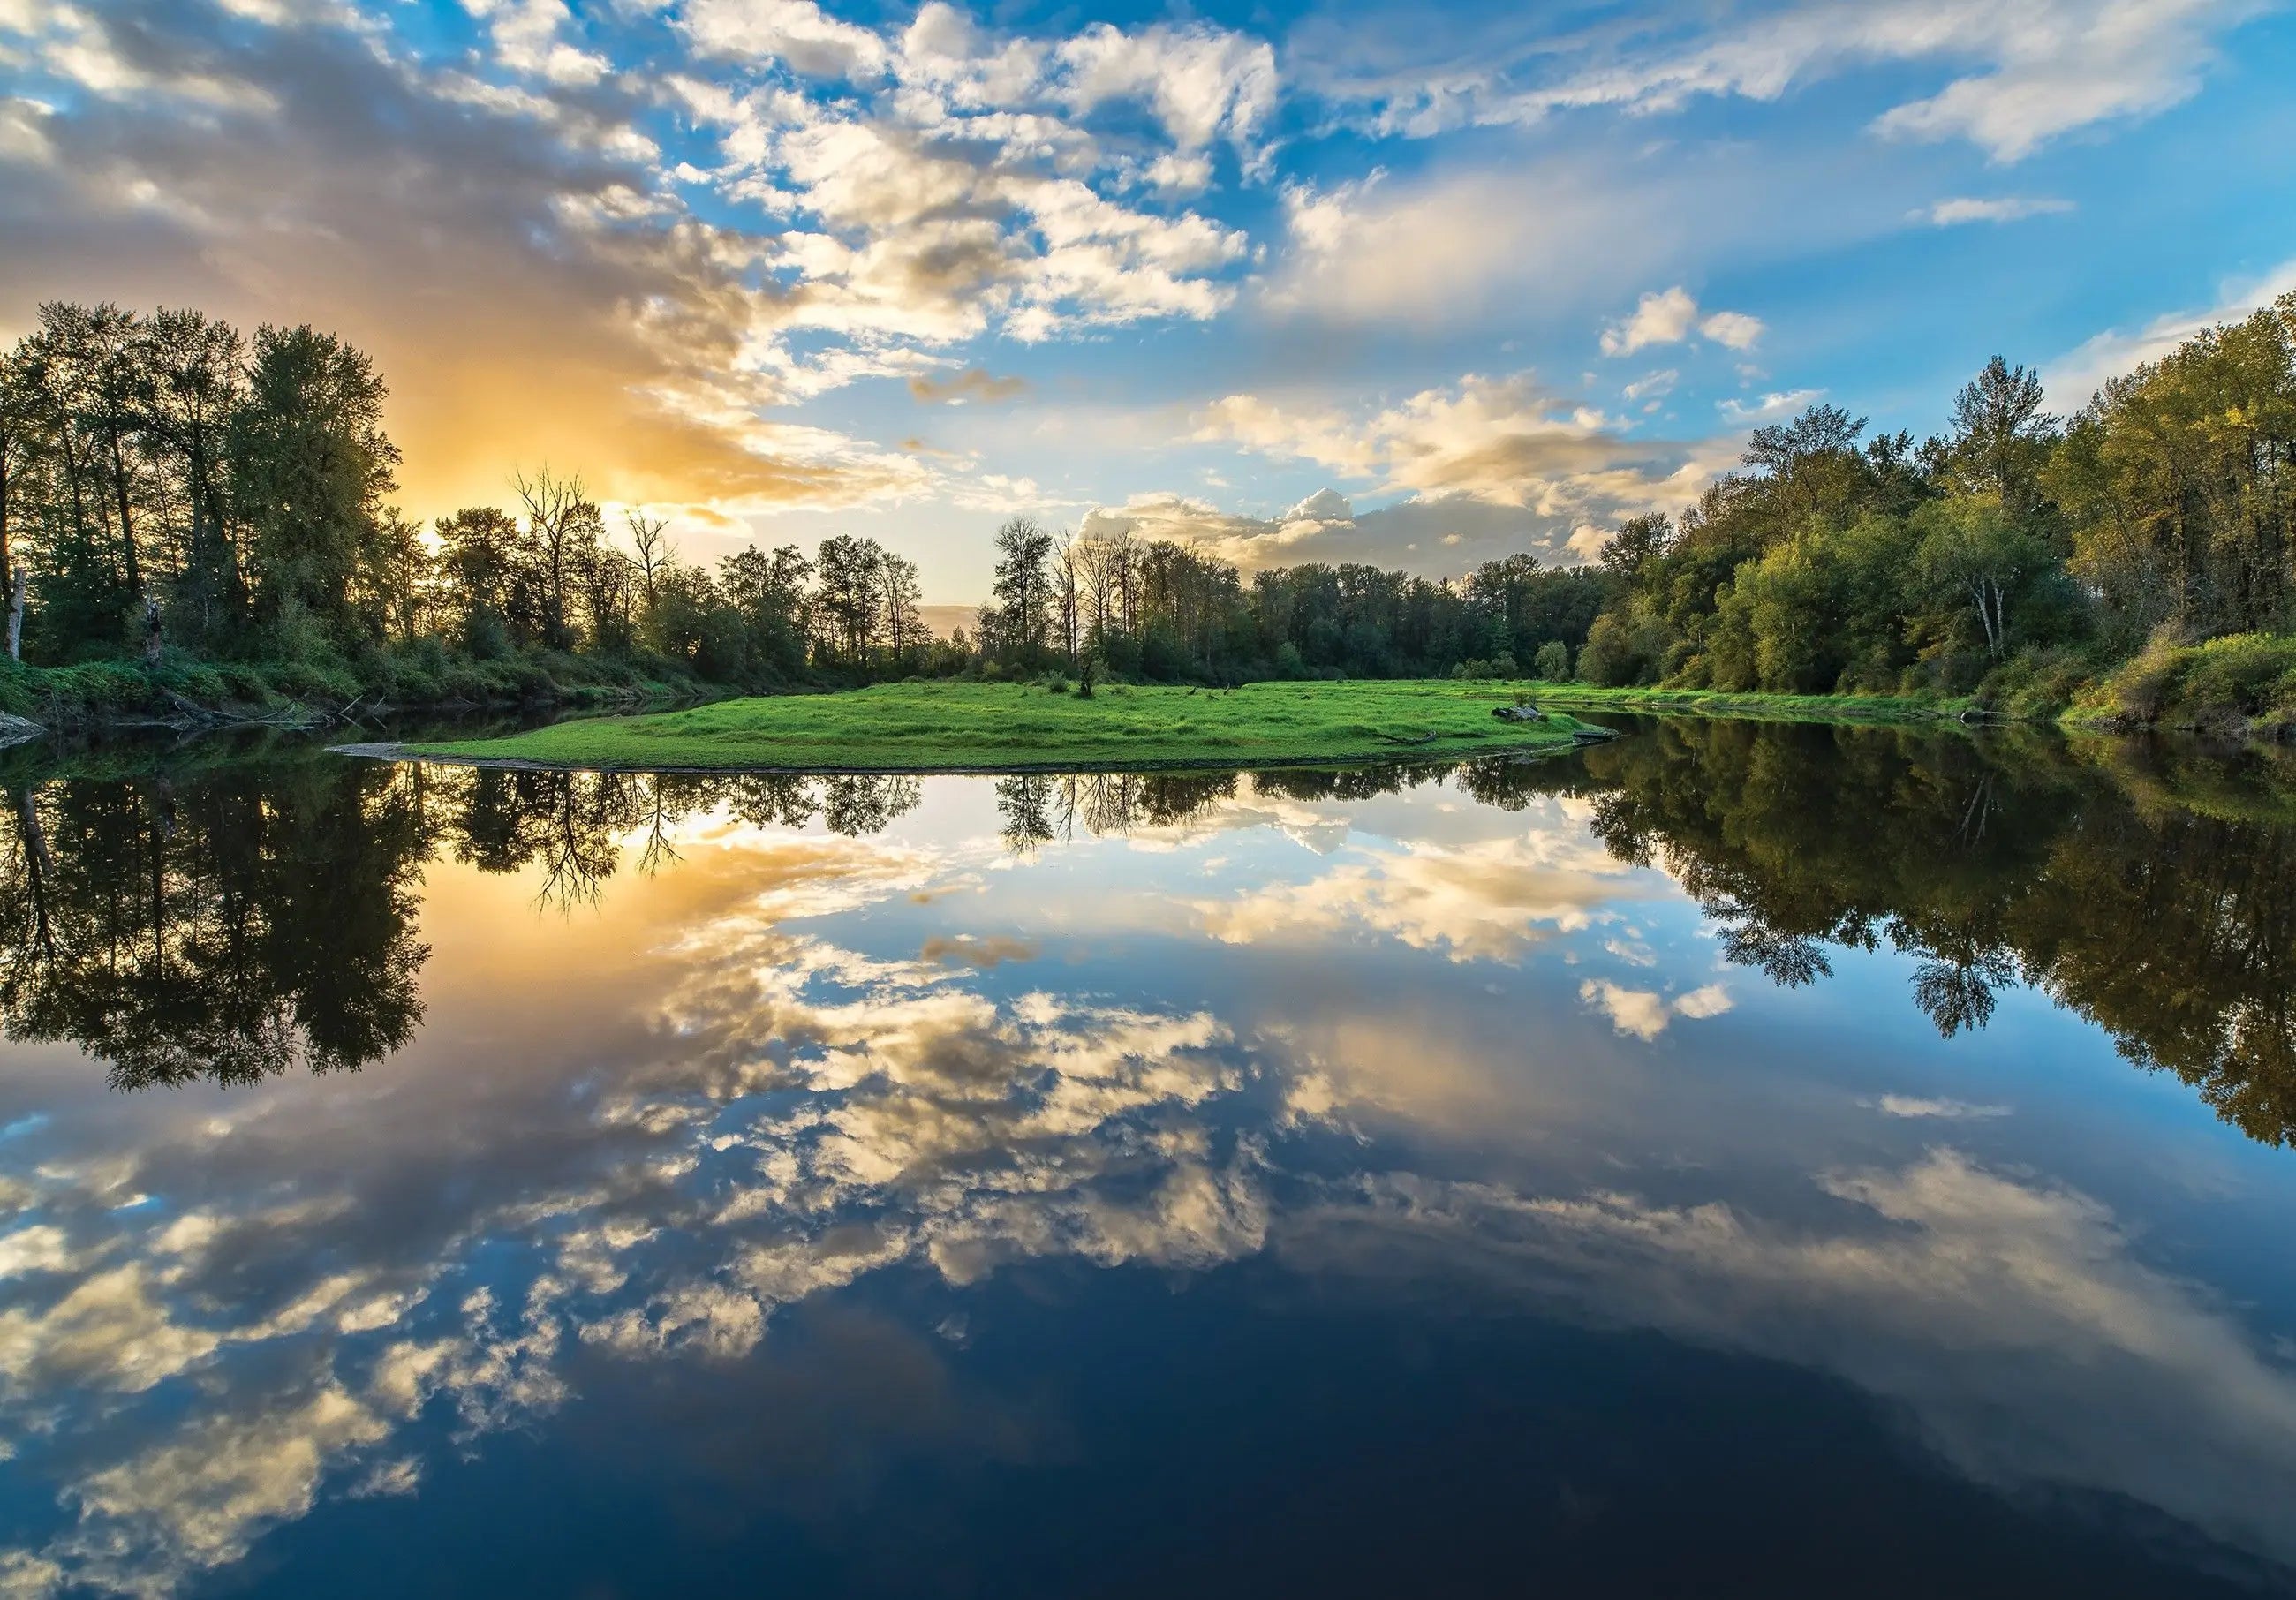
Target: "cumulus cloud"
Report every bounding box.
[1138,372,1718,572]
[1601,286,1764,357]
[0,0,1269,540]
[1199,819,1649,962]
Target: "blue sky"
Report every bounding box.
[4,0,2292,599]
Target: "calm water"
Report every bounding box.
[2,721,2295,1597]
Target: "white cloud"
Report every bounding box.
[2043,255,2296,410]
[676,0,891,78]
[1054,22,1278,154]
[1601,287,1764,357]
[1203,822,1645,962]
[1673,983,1733,1019]
[1601,286,1698,356]
[1622,368,1678,403]
[1718,388,1824,425]
[1310,0,2270,163]
[1697,309,1764,351]
[1922,195,2075,226]
[1316,1148,2296,1566]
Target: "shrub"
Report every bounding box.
[2083,630,2296,733]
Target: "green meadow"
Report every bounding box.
[400,680,1629,772]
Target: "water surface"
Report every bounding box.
[2,722,2294,1597]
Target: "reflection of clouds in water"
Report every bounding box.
[1577,978,1733,1039]
[1197,809,1646,962]
[1874,1095,2013,1120]
[0,798,2292,1592]
[0,826,1261,1595]
[1294,1148,2296,1566]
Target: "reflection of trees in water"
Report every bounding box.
[451,769,927,909]
[0,761,433,1090]
[0,764,931,1086]
[10,734,2296,1146]
[1579,721,2296,1148]
[993,771,1242,851]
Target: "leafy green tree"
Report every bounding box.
[1945,356,2059,515]
[230,324,401,650]
[1913,494,2052,659]
[984,515,1054,667]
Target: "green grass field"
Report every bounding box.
[400,680,1620,772]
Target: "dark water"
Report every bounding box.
[3,721,2295,1597]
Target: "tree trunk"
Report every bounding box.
[14,786,55,962]
[143,594,162,667]
[0,443,11,606]
[6,569,23,662]
[109,427,140,596]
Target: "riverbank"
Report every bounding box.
[1514,683,1974,724]
[0,649,720,739]
[376,681,1616,773]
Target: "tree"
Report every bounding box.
[880,547,923,668]
[231,323,401,647]
[985,514,1054,667]
[1054,526,1081,665]
[0,345,28,646]
[1946,356,2058,512]
[510,466,599,650]
[813,534,884,667]
[435,507,523,652]
[625,509,669,611]
[1914,495,2048,658]
[1599,513,1672,581]
[141,309,247,644]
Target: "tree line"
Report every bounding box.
[4,294,2291,701]
[1573,295,2296,699]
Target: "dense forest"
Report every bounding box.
[3,295,2292,721]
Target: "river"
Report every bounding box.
[1,720,2292,1596]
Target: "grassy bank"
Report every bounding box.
[2066,633,2296,740]
[0,647,714,731]
[397,680,1612,772]
[1506,682,1972,724]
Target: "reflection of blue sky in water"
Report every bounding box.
[2,771,2294,1596]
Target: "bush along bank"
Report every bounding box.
[0,645,721,736]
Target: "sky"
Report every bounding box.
[3,0,2293,602]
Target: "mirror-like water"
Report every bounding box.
[2,721,2294,1597]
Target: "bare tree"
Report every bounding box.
[879,547,923,666]
[511,465,600,649]
[1054,525,1081,665]
[624,509,670,608]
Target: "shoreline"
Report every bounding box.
[328,726,1620,778]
